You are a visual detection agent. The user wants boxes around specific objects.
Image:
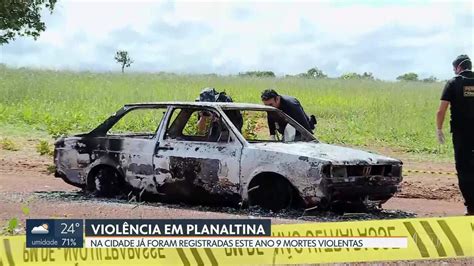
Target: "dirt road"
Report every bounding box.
[0,143,467,226]
[1,144,471,264]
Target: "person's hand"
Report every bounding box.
[269,135,276,141]
[436,128,445,144]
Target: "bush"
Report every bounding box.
[340,72,375,80]
[242,114,258,140]
[36,140,53,156]
[238,71,275,78]
[46,122,71,139]
[0,138,19,151]
[46,164,56,174]
[397,72,419,81]
[298,67,328,79]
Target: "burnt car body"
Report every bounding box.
[54,102,403,211]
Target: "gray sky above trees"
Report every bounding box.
[0,0,472,80]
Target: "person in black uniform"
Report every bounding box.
[261,89,315,140]
[436,54,474,215]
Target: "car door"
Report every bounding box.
[152,106,243,203]
[103,106,167,193]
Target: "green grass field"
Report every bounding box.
[0,66,453,159]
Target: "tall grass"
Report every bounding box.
[0,66,450,157]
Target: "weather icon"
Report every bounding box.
[31,224,49,234]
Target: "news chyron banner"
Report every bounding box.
[0,216,472,265]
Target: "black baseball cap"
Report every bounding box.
[261,89,279,101]
[452,54,470,67]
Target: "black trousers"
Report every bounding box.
[452,131,474,211]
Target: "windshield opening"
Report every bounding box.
[223,108,316,143]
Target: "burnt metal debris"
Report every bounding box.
[32,190,416,221]
[54,102,403,212]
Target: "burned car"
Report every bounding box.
[54,102,403,211]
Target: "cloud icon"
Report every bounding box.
[31,224,49,234]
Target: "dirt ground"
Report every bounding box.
[0,141,468,223]
[0,141,471,264]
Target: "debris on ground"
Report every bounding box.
[33,190,416,222]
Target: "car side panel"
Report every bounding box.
[240,146,325,206]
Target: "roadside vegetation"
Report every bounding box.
[36,140,53,156]
[0,137,19,151]
[0,66,450,158]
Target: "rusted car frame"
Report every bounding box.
[54,102,403,211]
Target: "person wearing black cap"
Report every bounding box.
[436,54,474,215]
[261,89,316,140]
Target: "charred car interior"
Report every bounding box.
[54,102,403,212]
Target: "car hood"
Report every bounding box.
[250,142,401,165]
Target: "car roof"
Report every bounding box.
[123,101,276,111]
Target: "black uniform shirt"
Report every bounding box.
[441,70,474,132]
[267,95,312,135]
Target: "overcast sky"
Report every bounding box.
[0,0,472,80]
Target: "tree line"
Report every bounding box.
[237,67,440,82]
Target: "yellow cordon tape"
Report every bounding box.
[403,169,457,176]
[0,216,472,265]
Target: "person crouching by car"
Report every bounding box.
[260,89,316,140]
